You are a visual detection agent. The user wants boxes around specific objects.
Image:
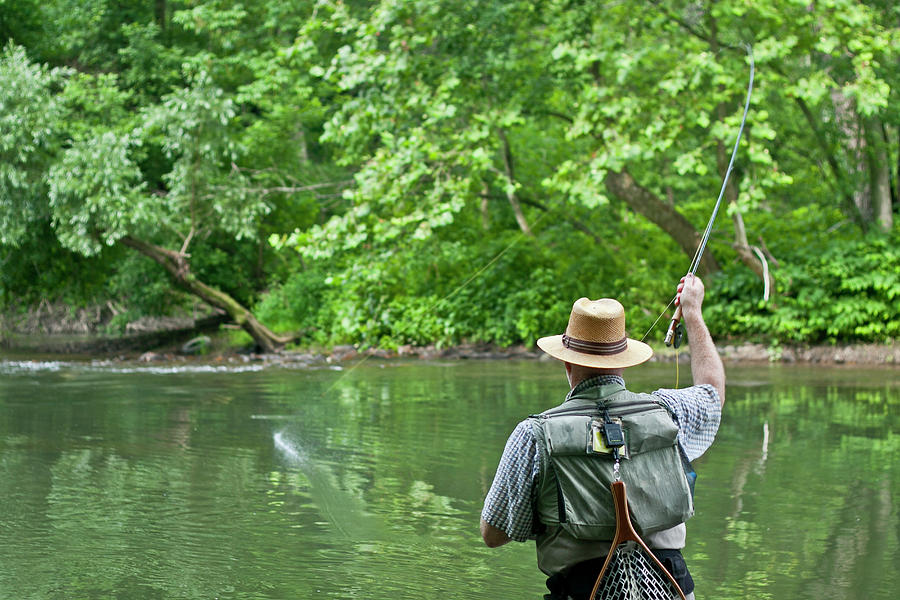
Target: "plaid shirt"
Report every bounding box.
[481,375,721,542]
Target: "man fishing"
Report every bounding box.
[480,274,725,600]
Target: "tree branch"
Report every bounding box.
[221,180,355,196]
[604,169,720,274]
[649,0,743,51]
[118,235,292,352]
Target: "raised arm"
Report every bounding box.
[676,274,726,405]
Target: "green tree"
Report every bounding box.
[3,0,899,352]
[291,0,897,313]
[0,43,295,350]
[1,0,353,351]
[0,45,65,245]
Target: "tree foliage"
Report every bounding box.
[1,0,898,351]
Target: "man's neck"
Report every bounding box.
[566,363,625,388]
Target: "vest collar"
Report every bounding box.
[565,374,626,403]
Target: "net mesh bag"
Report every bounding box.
[592,541,682,600]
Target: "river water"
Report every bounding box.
[0,357,897,599]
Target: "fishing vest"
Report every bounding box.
[530,381,693,575]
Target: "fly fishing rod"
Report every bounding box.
[664,45,754,347]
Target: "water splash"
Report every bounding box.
[0,360,65,373]
[0,359,265,375]
[273,431,307,464]
[271,429,381,541]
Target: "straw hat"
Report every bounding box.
[536,298,653,369]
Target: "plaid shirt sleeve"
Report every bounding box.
[481,420,540,542]
[652,384,722,462]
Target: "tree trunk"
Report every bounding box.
[871,147,893,232]
[119,236,292,353]
[831,89,873,231]
[868,121,893,233]
[497,129,533,236]
[155,0,166,30]
[604,169,720,275]
[295,124,309,164]
[895,126,900,209]
[829,95,895,233]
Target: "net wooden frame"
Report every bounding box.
[589,481,686,600]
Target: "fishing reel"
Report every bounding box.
[670,322,684,348]
[664,314,684,348]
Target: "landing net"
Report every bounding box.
[592,541,682,600]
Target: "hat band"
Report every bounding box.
[562,334,628,355]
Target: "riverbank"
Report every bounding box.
[287,340,900,366]
[3,303,899,366]
[281,340,900,366]
[2,332,899,367]
[5,301,900,366]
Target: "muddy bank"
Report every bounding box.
[1,314,228,355]
[0,300,232,355]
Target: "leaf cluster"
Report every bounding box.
[708,230,900,344]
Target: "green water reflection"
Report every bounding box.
[0,359,897,599]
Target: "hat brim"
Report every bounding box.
[536,335,653,369]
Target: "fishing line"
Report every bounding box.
[273,200,548,478]
[640,297,676,343]
[641,297,680,387]
[674,346,680,389]
[685,44,755,279]
[642,44,755,351]
[444,212,548,302]
[320,211,549,394]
